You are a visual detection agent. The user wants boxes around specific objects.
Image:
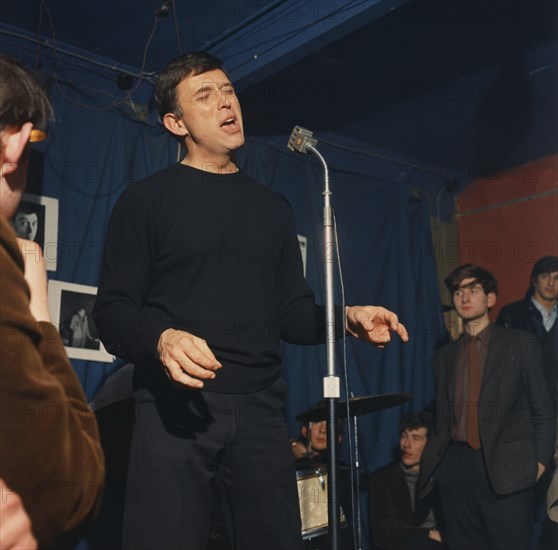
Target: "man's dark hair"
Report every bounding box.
[530,255,558,287]
[154,52,224,118]
[400,411,433,437]
[0,54,52,135]
[15,202,39,216]
[444,263,498,296]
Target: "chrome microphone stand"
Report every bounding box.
[288,127,340,550]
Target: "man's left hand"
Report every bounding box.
[536,462,545,481]
[345,305,408,346]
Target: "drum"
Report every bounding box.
[296,467,346,540]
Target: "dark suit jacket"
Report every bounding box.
[419,325,555,498]
[497,298,558,412]
[369,462,441,550]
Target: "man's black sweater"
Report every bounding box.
[94,163,337,393]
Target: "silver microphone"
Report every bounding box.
[287,126,318,154]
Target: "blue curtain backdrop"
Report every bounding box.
[2,31,445,548]
[237,140,445,473]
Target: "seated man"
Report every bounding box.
[368,412,444,550]
[292,414,333,466]
[292,402,354,550]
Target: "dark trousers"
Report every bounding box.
[122,377,305,550]
[436,442,534,550]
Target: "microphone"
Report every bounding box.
[287,126,318,154]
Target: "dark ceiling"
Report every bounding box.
[242,0,558,183]
[2,0,557,186]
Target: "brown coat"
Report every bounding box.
[0,217,104,548]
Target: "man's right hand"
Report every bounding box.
[157,328,222,389]
[428,529,442,543]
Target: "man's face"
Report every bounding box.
[452,277,496,325]
[304,420,327,452]
[533,271,558,305]
[170,69,244,165]
[0,130,31,220]
[11,211,38,241]
[400,427,428,471]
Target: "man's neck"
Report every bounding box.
[180,152,238,174]
[401,461,420,474]
[463,316,490,337]
[532,293,557,313]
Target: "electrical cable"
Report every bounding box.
[171,0,183,54]
[331,207,360,548]
[37,0,160,112]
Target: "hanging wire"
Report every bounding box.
[39,0,160,112]
[171,0,183,54]
[34,0,44,69]
[332,208,360,549]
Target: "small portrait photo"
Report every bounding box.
[48,280,114,363]
[298,234,307,278]
[10,193,59,271]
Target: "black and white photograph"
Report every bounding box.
[297,234,307,278]
[48,280,114,362]
[11,193,59,271]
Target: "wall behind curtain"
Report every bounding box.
[456,154,558,320]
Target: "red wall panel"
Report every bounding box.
[456,154,558,319]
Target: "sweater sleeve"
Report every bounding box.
[0,229,104,549]
[93,187,172,364]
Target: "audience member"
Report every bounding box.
[368,411,445,550]
[547,418,558,529]
[0,479,37,550]
[0,53,104,547]
[497,256,558,549]
[292,403,354,550]
[419,264,554,550]
[497,255,558,412]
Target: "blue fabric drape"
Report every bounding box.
[238,139,444,474]
[37,88,178,398]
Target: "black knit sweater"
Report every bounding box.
[94,163,338,393]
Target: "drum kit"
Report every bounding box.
[294,392,413,546]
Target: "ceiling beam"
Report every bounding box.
[207,0,411,91]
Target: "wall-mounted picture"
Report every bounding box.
[48,280,114,363]
[10,193,59,271]
[298,234,307,278]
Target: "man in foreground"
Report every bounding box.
[0,54,105,547]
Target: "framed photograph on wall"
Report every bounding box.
[298,234,308,278]
[48,280,114,363]
[10,193,59,271]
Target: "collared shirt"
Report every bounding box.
[450,325,491,442]
[531,296,557,332]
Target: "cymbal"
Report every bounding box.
[295,393,413,423]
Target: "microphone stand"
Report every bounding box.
[308,143,340,550]
[287,127,340,550]
[353,411,363,550]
